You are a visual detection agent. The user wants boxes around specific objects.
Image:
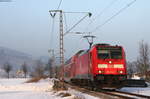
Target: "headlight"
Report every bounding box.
[119,70,123,74]
[98,64,107,68]
[99,71,102,73]
[114,64,124,68]
[98,70,104,73]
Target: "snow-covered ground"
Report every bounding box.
[120,86,150,96]
[120,81,150,96]
[0,78,149,99]
[0,78,99,99]
[119,76,150,96]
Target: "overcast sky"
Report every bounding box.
[0,0,150,61]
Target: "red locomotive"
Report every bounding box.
[63,43,127,89]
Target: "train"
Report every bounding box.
[62,43,127,89]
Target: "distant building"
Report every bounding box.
[131,70,150,80]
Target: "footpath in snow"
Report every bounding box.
[0,78,98,99]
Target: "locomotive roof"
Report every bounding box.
[94,43,110,46]
[92,43,122,47]
[75,50,89,56]
[74,44,122,56]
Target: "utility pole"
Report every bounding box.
[49,10,92,81]
[49,10,92,64]
[49,10,64,65]
[59,10,64,64]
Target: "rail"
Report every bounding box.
[106,90,150,99]
[64,82,150,99]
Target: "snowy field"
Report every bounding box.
[0,78,150,99]
[0,78,98,99]
[120,86,150,96]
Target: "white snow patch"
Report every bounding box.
[120,86,150,96]
[131,75,141,79]
[0,78,52,92]
[51,88,99,99]
[0,78,99,99]
[0,78,54,99]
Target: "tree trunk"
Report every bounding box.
[25,73,26,78]
[8,72,9,79]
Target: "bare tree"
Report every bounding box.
[21,62,28,78]
[34,60,45,77]
[137,40,150,79]
[127,61,137,78]
[46,58,53,78]
[3,62,12,78]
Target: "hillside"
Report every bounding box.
[0,46,35,70]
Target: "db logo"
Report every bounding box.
[109,64,114,68]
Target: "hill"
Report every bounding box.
[0,46,35,70]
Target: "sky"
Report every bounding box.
[0,0,150,61]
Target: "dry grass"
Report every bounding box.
[57,92,71,97]
[53,80,68,91]
[57,92,85,99]
[25,76,48,83]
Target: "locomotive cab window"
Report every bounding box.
[97,47,122,59]
[97,50,109,59]
[111,50,122,59]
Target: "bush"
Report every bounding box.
[53,80,68,91]
[25,76,48,83]
[57,92,71,97]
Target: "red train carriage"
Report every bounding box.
[63,43,127,88]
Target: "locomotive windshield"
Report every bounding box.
[97,47,122,59]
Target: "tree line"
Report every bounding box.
[2,62,28,78]
[127,40,150,81]
[1,58,60,79]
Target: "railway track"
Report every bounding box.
[100,90,150,99]
[64,82,150,99]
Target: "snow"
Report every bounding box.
[54,89,99,99]
[0,78,52,92]
[0,78,149,99]
[0,78,54,99]
[131,75,141,79]
[0,78,99,99]
[120,85,150,96]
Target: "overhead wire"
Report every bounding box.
[63,13,68,33]
[63,12,92,57]
[57,0,63,10]
[64,13,91,36]
[85,0,119,32]
[49,17,55,49]
[68,36,84,58]
[91,0,137,33]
